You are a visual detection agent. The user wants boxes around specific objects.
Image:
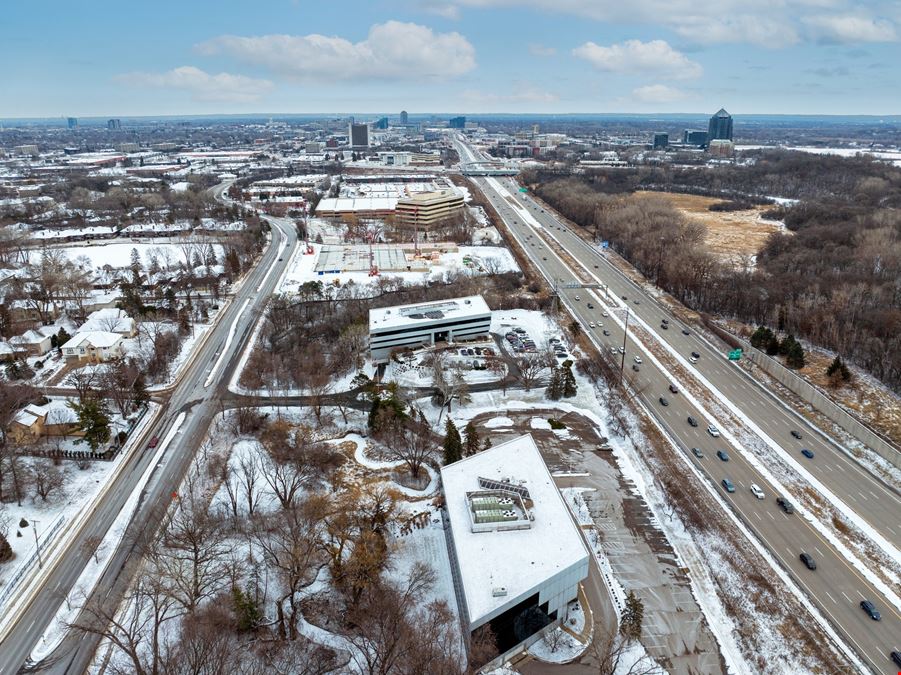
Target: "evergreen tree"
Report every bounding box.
[0,532,12,563]
[367,396,382,431]
[231,585,262,632]
[620,590,644,642]
[443,419,463,465]
[779,334,797,356]
[69,398,111,451]
[786,340,806,369]
[463,421,481,457]
[545,367,563,400]
[765,335,780,356]
[750,326,772,349]
[130,248,143,284]
[562,364,578,398]
[482,437,492,451]
[132,373,149,409]
[826,355,851,381]
[56,327,71,349]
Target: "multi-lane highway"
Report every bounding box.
[0,184,298,675]
[456,137,901,674]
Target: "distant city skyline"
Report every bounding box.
[2,0,899,117]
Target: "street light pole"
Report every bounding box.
[619,307,630,386]
[31,520,43,569]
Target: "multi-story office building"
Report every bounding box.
[67,117,78,129]
[349,123,370,147]
[653,132,668,149]
[449,116,466,129]
[395,189,465,231]
[373,117,389,130]
[707,108,733,144]
[682,129,708,146]
[107,118,121,130]
[400,110,409,124]
[369,295,491,362]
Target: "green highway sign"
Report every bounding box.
[728,349,743,361]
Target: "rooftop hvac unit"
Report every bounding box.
[492,587,507,597]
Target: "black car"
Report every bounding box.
[691,351,700,359]
[687,416,698,427]
[632,364,640,372]
[668,384,678,394]
[776,497,794,514]
[682,328,690,335]
[860,600,881,621]
[717,450,729,462]
[790,430,802,440]
[662,319,669,325]
[587,303,594,309]
[659,397,669,406]
[799,553,816,570]
[891,652,901,668]
[602,330,611,336]
[660,323,669,329]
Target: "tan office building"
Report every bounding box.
[395,189,464,230]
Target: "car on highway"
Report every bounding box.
[687,416,698,427]
[621,295,627,300]
[750,484,765,499]
[691,351,700,359]
[575,295,581,301]
[860,600,881,621]
[662,319,669,325]
[148,436,160,449]
[790,430,802,440]
[668,384,678,394]
[776,497,794,514]
[689,356,698,364]
[682,328,690,335]
[602,330,611,336]
[659,397,669,406]
[717,450,729,461]
[722,479,735,493]
[891,651,901,668]
[634,356,642,364]
[799,553,817,570]
[632,364,640,372]
[660,323,668,329]
[691,447,704,459]
[543,257,547,260]
[602,311,609,317]
[634,299,640,305]
[589,321,595,328]
[801,448,815,459]
[587,303,594,309]
[618,346,625,354]
[707,425,721,437]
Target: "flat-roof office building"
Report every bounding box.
[441,435,589,664]
[369,295,491,363]
[395,189,465,232]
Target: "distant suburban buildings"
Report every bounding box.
[368,295,491,362]
[349,123,370,148]
[107,118,121,130]
[441,434,589,664]
[395,189,465,232]
[67,117,78,129]
[682,129,708,147]
[400,110,409,124]
[653,132,668,149]
[707,108,733,144]
[373,117,389,130]
[449,116,467,129]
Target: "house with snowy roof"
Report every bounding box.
[9,399,81,442]
[61,331,124,363]
[9,329,52,356]
[76,308,136,337]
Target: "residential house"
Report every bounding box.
[61,331,124,363]
[9,329,53,356]
[9,400,81,443]
[76,308,137,337]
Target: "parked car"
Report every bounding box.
[691,447,704,459]
[687,416,698,427]
[575,295,581,301]
[602,311,609,317]
[801,448,815,459]
[689,357,698,364]
[750,484,765,499]
[634,299,641,305]
[717,450,729,461]
[659,397,669,406]
[860,600,881,621]
[589,322,596,328]
[707,425,720,438]
[662,319,669,325]
[790,430,802,440]
[800,553,817,570]
[722,479,735,493]
[776,497,794,514]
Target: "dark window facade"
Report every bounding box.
[484,592,555,655]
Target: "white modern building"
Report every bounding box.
[441,434,589,662]
[369,295,491,363]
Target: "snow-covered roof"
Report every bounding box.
[14,400,78,427]
[62,331,122,349]
[370,295,490,332]
[10,329,49,345]
[440,434,589,625]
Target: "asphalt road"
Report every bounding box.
[0,184,298,675]
[456,138,901,675]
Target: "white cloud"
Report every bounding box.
[119,66,274,103]
[421,2,462,19]
[529,43,557,56]
[573,39,702,79]
[197,21,476,81]
[461,86,559,105]
[672,15,800,47]
[631,83,687,103]
[804,14,897,42]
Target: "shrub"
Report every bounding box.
[548,418,567,430]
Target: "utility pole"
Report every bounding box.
[31,520,43,569]
[619,307,630,386]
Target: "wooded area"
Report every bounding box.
[524,151,901,391]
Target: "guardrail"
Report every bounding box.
[0,514,66,612]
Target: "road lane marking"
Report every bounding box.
[767,512,775,521]
[815,546,824,556]
[824,591,837,604]
[841,591,852,602]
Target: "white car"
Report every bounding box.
[589,321,596,328]
[633,356,642,364]
[707,425,720,438]
[750,484,765,500]
[602,311,609,317]
[575,295,581,301]
[689,356,698,364]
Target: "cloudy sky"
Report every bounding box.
[2,0,899,117]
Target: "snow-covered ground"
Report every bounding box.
[46,241,225,271]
